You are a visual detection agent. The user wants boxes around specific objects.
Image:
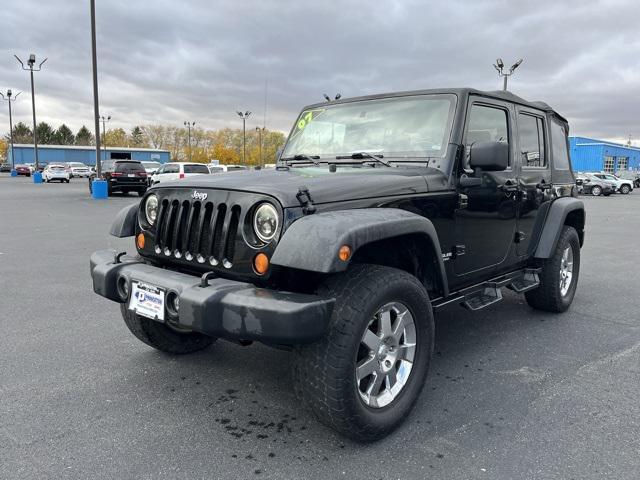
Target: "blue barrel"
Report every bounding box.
[10,169,17,177]
[91,179,108,199]
[33,171,43,184]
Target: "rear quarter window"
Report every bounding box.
[184,164,210,174]
[550,119,570,170]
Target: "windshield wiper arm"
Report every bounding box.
[280,154,320,165]
[336,152,390,166]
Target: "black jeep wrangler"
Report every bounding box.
[90,88,585,441]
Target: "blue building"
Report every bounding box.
[8,144,171,166]
[569,136,640,173]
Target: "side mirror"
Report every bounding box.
[469,141,509,172]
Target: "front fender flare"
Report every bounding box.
[271,208,448,295]
[109,203,139,237]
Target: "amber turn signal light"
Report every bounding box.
[136,233,145,249]
[253,253,270,275]
[338,245,352,262]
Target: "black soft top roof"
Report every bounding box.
[304,88,567,123]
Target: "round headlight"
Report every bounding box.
[145,194,158,225]
[253,203,279,243]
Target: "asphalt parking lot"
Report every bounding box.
[1,175,639,479]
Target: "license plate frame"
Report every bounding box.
[128,280,165,321]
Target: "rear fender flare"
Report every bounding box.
[533,197,585,258]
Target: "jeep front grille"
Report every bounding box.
[154,198,241,267]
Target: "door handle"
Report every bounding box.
[499,180,518,193]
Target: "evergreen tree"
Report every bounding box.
[53,124,75,145]
[35,122,55,144]
[75,125,94,146]
[11,122,33,144]
[130,126,146,147]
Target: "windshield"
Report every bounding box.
[282,94,456,167]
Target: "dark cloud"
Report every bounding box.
[1,0,638,143]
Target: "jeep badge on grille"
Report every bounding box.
[191,190,208,201]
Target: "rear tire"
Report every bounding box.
[120,304,215,354]
[525,226,580,313]
[292,264,434,442]
[591,185,602,196]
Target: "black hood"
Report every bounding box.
[153,166,449,208]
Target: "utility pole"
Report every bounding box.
[237,111,251,165]
[1,90,21,169]
[101,115,111,161]
[184,121,195,162]
[15,54,47,171]
[493,58,523,91]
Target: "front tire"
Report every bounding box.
[525,226,580,313]
[120,305,215,354]
[292,264,434,442]
[620,184,631,194]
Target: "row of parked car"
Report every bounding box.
[575,172,638,196]
[88,160,252,196]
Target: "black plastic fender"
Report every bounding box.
[271,208,448,295]
[109,203,139,237]
[533,197,585,258]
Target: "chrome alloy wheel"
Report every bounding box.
[356,302,417,408]
[559,245,574,297]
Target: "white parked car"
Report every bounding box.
[207,164,248,173]
[150,162,210,185]
[43,164,71,183]
[591,173,634,194]
[66,162,91,178]
[141,161,162,175]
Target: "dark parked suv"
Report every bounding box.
[89,160,148,196]
[90,88,585,441]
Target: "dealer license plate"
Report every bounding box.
[129,281,165,321]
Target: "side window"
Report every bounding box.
[518,113,546,168]
[164,164,179,174]
[464,104,509,169]
[550,119,570,170]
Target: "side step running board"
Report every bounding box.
[432,268,542,312]
[462,285,502,311]
[506,269,540,293]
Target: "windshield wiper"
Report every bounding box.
[280,154,320,165]
[335,152,390,167]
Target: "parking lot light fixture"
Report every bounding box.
[493,57,523,91]
[184,121,195,162]
[1,89,21,171]
[237,111,251,165]
[15,53,47,172]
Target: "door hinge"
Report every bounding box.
[454,244,466,257]
[457,193,468,210]
[514,231,526,243]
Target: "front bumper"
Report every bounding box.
[90,249,334,345]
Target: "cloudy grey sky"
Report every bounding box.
[1,0,638,143]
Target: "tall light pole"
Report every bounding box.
[100,115,111,161]
[184,121,195,162]
[255,126,264,167]
[493,58,523,91]
[89,0,103,177]
[237,110,251,165]
[1,90,21,169]
[15,53,47,171]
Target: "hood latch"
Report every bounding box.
[296,186,316,214]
